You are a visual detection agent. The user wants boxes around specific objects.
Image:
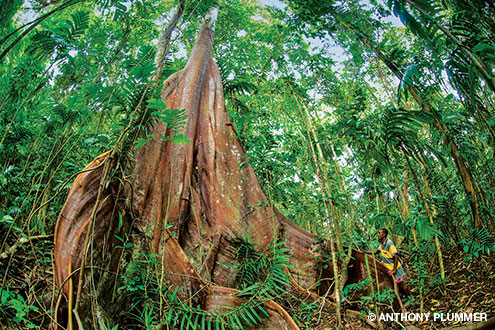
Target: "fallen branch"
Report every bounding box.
[0,234,53,259]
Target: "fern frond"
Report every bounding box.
[68,11,90,39]
[161,239,292,330]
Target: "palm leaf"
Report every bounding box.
[68,11,90,39]
[397,64,419,102]
[27,30,57,60]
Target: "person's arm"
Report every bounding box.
[388,253,399,275]
[387,241,399,275]
[366,249,379,255]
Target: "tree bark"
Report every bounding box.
[153,0,185,82]
[54,16,396,329]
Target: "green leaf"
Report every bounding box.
[147,98,167,110]
[133,133,154,150]
[243,307,257,324]
[69,11,90,38]
[180,311,187,330]
[398,64,419,102]
[166,308,174,323]
[473,43,495,55]
[173,134,191,144]
[233,311,244,329]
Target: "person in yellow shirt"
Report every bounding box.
[367,228,411,298]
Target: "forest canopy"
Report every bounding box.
[0,0,494,329]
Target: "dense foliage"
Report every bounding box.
[0,0,494,329]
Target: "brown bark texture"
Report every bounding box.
[53,20,395,329]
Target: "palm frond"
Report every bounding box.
[225,79,258,95]
[67,10,90,39]
[460,227,495,255]
[27,30,58,60]
[415,215,439,241]
[397,64,419,102]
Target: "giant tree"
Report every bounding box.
[53,6,396,330]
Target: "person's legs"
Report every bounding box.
[398,281,411,297]
[394,266,406,294]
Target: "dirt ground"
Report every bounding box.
[1,236,494,330]
[307,248,495,330]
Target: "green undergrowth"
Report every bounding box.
[114,237,294,330]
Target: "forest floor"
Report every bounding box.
[0,236,494,330]
[308,248,495,330]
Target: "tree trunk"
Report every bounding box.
[401,146,445,284]
[153,0,185,82]
[53,17,396,329]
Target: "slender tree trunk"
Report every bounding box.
[392,171,417,246]
[413,154,446,283]
[289,87,343,326]
[401,146,445,284]
[408,87,485,229]
[153,0,186,82]
[375,57,398,108]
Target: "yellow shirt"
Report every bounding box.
[378,238,401,271]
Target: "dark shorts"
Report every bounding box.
[394,265,405,281]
